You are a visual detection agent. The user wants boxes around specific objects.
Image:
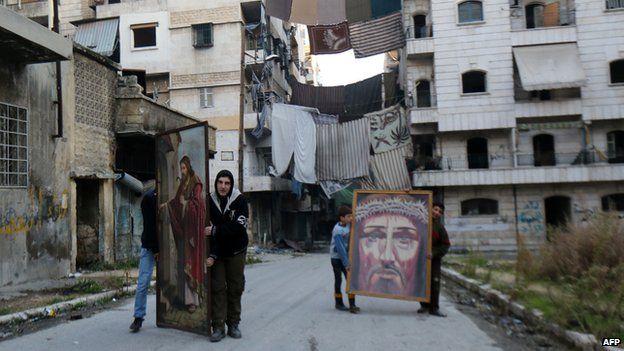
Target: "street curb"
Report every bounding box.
[0,281,155,329]
[441,267,604,351]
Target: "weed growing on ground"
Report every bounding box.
[246,255,262,265]
[81,258,139,272]
[71,279,104,294]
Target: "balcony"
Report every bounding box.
[510,1,576,46]
[243,166,291,192]
[515,98,582,118]
[405,25,434,58]
[409,107,438,124]
[412,151,624,187]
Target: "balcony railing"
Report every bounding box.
[405,25,433,40]
[517,150,609,167]
[415,150,619,172]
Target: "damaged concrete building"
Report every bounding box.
[0,5,215,287]
[402,0,624,252]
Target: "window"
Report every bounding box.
[193,23,213,48]
[413,15,428,38]
[458,1,484,23]
[199,88,214,108]
[606,0,624,10]
[533,134,556,166]
[461,199,498,215]
[415,80,432,108]
[607,130,624,163]
[526,3,545,28]
[467,137,489,169]
[462,70,487,93]
[132,23,157,48]
[610,59,624,84]
[602,194,624,211]
[0,103,28,187]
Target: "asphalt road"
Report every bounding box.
[1,254,505,351]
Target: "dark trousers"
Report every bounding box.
[211,252,246,329]
[331,258,347,295]
[421,258,442,311]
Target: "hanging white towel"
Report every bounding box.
[293,105,318,184]
[271,103,297,176]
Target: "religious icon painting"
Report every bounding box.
[155,122,210,335]
[347,190,432,302]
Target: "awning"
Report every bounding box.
[513,43,586,91]
[74,18,119,57]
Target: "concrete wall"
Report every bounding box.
[118,11,171,74]
[576,0,624,121]
[0,60,74,287]
[443,182,624,252]
[431,0,516,131]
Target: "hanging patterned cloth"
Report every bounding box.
[308,22,351,55]
[366,104,411,154]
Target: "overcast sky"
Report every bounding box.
[314,51,385,86]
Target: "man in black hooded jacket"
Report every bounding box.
[205,170,249,342]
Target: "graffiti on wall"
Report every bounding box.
[0,187,69,235]
[518,201,544,234]
[573,203,595,222]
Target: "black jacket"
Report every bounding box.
[141,189,159,253]
[209,170,249,258]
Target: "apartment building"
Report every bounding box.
[403,0,624,251]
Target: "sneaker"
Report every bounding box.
[349,306,360,314]
[417,307,429,314]
[227,324,242,339]
[335,303,349,311]
[129,317,143,333]
[210,328,226,342]
[429,310,447,317]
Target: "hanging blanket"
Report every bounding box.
[290,80,345,116]
[309,22,351,55]
[266,0,292,22]
[346,0,372,23]
[349,12,406,58]
[371,0,402,19]
[293,105,318,184]
[370,145,412,190]
[366,104,411,154]
[316,118,370,180]
[269,0,346,25]
[342,74,382,121]
[271,104,319,177]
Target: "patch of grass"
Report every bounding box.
[0,307,11,316]
[460,251,488,278]
[246,255,262,265]
[71,279,104,294]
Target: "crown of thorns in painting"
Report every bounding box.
[351,194,430,300]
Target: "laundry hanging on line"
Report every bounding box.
[308,22,351,55]
[315,118,370,181]
[366,104,411,154]
[342,74,382,122]
[290,80,345,116]
[349,12,406,59]
[370,144,413,190]
[267,0,401,25]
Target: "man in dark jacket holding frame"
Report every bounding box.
[205,170,249,342]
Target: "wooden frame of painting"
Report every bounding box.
[155,122,211,335]
[347,190,432,302]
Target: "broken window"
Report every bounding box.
[610,59,624,84]
[413,15,428,38]
[526,3,545,29]
[461,198,498,215]
[415,80,432,108]
[132,23,157,48]
[199,88,214,108]
[467,137,489,169]
[607,130,624,163]
[458,1,483,23]
[606,0,624,10]
[193,23,213,48]
[462,70,487,93]
[0,103,28,187]
[602,194,624,212]
[533,134,556,166]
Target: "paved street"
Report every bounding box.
[2,254,504,351]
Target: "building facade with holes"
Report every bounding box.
[403,0,624,252]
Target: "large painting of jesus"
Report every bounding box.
[348,190,432,301]
[156,123,210,334]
